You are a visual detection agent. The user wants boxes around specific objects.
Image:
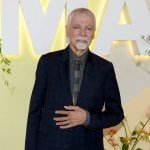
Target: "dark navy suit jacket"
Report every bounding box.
[25,46,124,150]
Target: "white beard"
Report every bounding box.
[75,42,88,51]
[75,36,90,51]
[67,36,90,51]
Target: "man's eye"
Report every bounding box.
[86,28,92,31]
[73,26,80,29]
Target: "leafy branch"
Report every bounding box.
[0,39,16,94]
[136,35,150,74]
[104,113,150,150]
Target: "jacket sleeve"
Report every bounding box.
[25,55,47,150]
[87,63,124,130]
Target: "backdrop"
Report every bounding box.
[0,0,150,149]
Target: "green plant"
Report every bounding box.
[141,35,150,56]
[0,39,15,94]
[136,35,150,74]
[104,108,150,150]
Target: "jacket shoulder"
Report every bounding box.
[40,49,66,63]
[90,52,113,67]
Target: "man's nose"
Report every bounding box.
[80,28,86,36]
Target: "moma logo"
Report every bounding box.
[1,0,150,55]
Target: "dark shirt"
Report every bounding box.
[69,46,90,126]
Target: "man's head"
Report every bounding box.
[66,8,96,54]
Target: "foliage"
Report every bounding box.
[0,39,15,94]
[136,35,150,74]
[104,112,150,150]
[141,35,150,56]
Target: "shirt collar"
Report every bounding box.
[69,46,89,64]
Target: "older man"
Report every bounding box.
[25,8,124,150]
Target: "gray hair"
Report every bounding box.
[67,8,96,29]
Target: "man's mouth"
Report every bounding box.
[76,39,87,43]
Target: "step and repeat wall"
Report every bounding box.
[0,0,150,149]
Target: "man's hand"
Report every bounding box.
[53,106,87,129]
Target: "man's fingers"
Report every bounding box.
[53,116,68,121]
[53,106,86,129]
[60,123,77,129]
[55,110,70,115]
[64,106,79,110]
[56,120,69,126]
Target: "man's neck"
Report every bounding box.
[70,45,88,57]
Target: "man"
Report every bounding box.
[25,8,124,150]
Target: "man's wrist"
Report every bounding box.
[83,110,90,126]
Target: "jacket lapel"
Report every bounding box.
[59,46,72,105]
[59,48,97,106]
[76,51,96,106]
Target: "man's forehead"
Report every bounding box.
[70,14,94,24]
[72,23,94,28]
[72,13,93,20]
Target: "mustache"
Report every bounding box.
[75,36,89,42]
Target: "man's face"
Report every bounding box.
[66,14,95,52]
